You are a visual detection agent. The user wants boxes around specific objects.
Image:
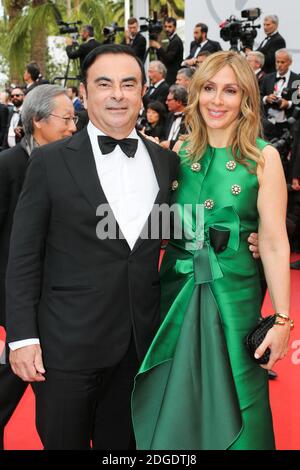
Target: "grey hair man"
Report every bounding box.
[257,14,286,74]
[161,84,188,150]
[246,51,266,85]
[143,60,169,110]
[176,67,194,90]
[0,84,76,450]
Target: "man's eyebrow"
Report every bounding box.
[94,76,139,84]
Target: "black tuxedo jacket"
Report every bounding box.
[66,38,102,74]
[0,104,8,148]
[157,34,183,85]
[6,128,179,370]
[0,143,29,326]
[257,32,286,74]
[122,33,146,62]
[260,71,300,119]
[143,80,169,109]
[186,39,222,59]
[163,113,187,148]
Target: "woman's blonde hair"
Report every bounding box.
[185,51,263,170]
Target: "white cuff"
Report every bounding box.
[9,338,40,350]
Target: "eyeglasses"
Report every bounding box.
[166,98,176,102]
[11,94,24,97]
[49,114,79,125]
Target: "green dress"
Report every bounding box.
[132,139,275,450]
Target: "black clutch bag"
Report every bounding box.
[244,315,276,364]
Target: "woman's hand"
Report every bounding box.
[254,323,291,370]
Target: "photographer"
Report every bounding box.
[66,25,101,77]
[260,49,299,141]
[149,17,183,86]
[123,17,146,62]
[257,15,286,74]
[182,23,222,67]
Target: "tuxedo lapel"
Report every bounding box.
[131,133,171,254]
[63,127,108,212]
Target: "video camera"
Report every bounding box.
[270,106,300,166]
[139,11,163,41]
[220,8,261,51]
[58,20,82,36]
[103,22,124,44]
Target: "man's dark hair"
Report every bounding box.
[195,22,208,34]
[196,50,211,59]
[69,86,79,96]
[83,24,94,37]
[26,62,40,81]
[177,67,195,79]
[128,17,138,25]
[164,17,177,27]
[82,44,146,88]
[169,84,188,106]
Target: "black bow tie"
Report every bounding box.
[174,113,183,119]
[275,76,286,82]
[98,135,138,158]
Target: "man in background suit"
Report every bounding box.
[161,84,187,150]
[260,49,299,141]
[123,17,146,62]
[0,84,76,449]
[0,103,8,150]
[257,15,286,75]
[246,51,266,88]
[6,44,179,450]
[143,60,169,110]
[66,24,101,77]
[150,17,183,85]
[182,22,222,67]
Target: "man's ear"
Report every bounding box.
[80,82,88,109]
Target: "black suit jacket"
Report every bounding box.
[122,33,146,62]
[257,32,286,75]
[186,39,222,59]
[6,128,179,370]
[66,38,102,74]
[163,113,187,148]
[157,34,183,85]
[0,143,29,326]
[260,71,300,119]
[0,104,8,148]
[143,80,169,109]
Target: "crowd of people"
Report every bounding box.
[0,12,298,451]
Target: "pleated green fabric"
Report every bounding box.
[132,140,275,450]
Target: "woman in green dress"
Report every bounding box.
[132,51,291,450]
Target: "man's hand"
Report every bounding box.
[149,40,160,49]
[183,58,197,67]
[266,94,279,105]
[248,232,260,258]
[292,178,300,191]
[279,98,289,109]
[10,344,45,382]
[65,37,73,46]
[160,140,170,149]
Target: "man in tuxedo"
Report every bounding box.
[66,24,101,77]
[2,88,25,150]
[260,49,299,141]
[175,67,194,90]
[150,17,183,85]
[6,44,179,450]
[142,60,169,110]
[0,84,76,449]
[256,15,286,75]
[161,84,188,150]
[123,17,146,62]
[246,51,266,88]
[0,103,8,150]
[182,23,222,68]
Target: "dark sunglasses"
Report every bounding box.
[11,94,24,97]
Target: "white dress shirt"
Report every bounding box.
[7,106,22,148]
[10,121,159,351]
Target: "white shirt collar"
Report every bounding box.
[276,70,291,82]
[152,79,165,89]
